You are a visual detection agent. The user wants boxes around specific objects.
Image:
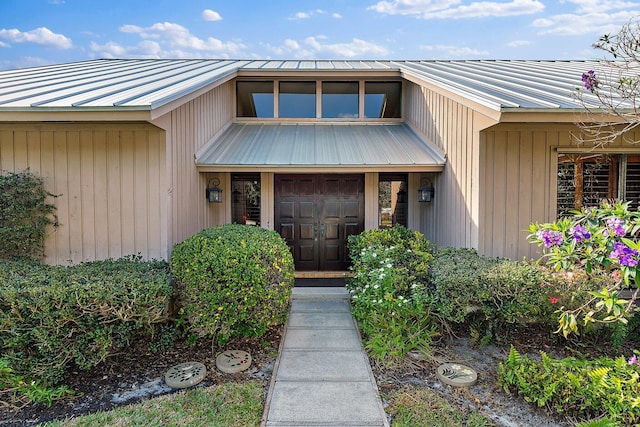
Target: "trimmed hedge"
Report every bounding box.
[171,224,294,345]
[0,258,173,385]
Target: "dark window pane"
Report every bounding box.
[626,157,640,210]
[365,82,401,118]
[232,174,261,225]
[378,173,408,228]
[322,82,358,118]
[557,159,576,217]
[582,160,610,209]
[237,81,274,118]
[279,81,316,118]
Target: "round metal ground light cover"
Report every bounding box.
[216,350,252,374]
[436,363,478,387]
[164,362,207,389]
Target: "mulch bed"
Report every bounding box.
[1,329,282,426]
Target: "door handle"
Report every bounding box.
[319,224,325,239]
[314,226,318,241]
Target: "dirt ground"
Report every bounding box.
[1,324,632,426]
[0,330,281,427]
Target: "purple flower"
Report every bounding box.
[570,225,591,242]
[610,242,639,267]
[536,229,563,247]
[629,354,640,366]
[582,70,598,92]
[606,217,626,237]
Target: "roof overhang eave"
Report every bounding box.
[498,107,630,123]
[195,164,446,173]
[0,106,153,122]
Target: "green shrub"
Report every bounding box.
[426,247,500,324]
[346,226,437,362]
[0,257,173,385]
[170,224,294,346]
[0,170,58,260]
[426,247,613,339]
[498,347,640,425]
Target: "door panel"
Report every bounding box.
[275,174,364,271]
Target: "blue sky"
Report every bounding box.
[0,0,639,70]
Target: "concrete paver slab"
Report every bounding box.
[266,381,384,425]
[291,298,351,313]
[287,311,355,328]
[282,328,361,350]
[276,350,371,381]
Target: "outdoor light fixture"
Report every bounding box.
[418,177,434,203]
[206,178,223,203]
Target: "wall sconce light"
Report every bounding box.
[418,177,434,203]
[206,178,223,203]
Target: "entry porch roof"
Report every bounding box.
[195,122,446,172]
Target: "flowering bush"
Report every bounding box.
[528,202,640,336]
[346,226,436,362]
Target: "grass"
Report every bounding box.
[386,386,494,427]
[43,380,264,427]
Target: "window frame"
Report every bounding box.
[234,78,403,121]
[556,153,640,216]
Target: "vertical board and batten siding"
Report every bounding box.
[404,81,485,250]
[0,123,166,264]
[479,126,554,260]
[479,124,640,260]
[161,80,234,249]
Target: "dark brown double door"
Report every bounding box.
[275,174,364,271]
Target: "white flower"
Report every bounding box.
[374,284,379,289]
[372,253,377,258]
[386,263,392,268]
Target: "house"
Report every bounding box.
[0,59,637,270]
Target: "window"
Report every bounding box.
[557,154,640,216]
[232,174,261,225]
[322,81,358,118]
[236,79,402,120]
[378,173,408,228]
[237,81,274,118]
[365,82,401,118]
[279,81,316,118]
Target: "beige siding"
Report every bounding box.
[404,81,493,249]
[0,123,166,264]
[157,80,234,249]
[479,124,640,260]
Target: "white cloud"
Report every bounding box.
[265,36,389,58]
[0,27,72,49]
[369,0,544,18]
[289,9,329,20]
[507,39,533,47]
[420,44,489,57]
[332,13,343,18]
[531,0,640,36]
[202,9,223,21]
[0,41,9,48]
[532,10,638,36]
[369,0,460,15]
[114,22,246,57]
[90,40,162,58]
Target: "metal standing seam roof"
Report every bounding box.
[195,122,446,170]
[0,58,620,112]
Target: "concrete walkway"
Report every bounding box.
[262,287,389,427]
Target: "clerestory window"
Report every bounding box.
[236,80,402,119]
